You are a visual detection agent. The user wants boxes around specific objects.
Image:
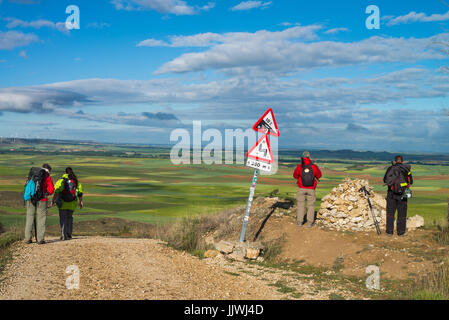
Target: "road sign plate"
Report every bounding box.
[246,158,272,172]
[252,108,279,137]
[246,134,274,163]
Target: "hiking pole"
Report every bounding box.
[239,169,260,242]
[359,186,382,235]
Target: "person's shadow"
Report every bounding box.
[42,237,80,244]
[253,200,294,241]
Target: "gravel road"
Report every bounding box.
[0,237,284,300]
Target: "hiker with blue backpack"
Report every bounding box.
[52,167,83,240]
[383,155,414,236]
[23,164,55,244]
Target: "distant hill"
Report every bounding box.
[1,138,448,164]
[279,149,449,163]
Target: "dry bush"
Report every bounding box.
[408,262,449,300]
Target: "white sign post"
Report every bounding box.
[240,108,279,243]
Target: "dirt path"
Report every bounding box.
[0,237,286,300]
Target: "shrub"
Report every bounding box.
[262,237,284,262]
[407,262,449,300]
[433,225,449,246]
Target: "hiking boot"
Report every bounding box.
[297,223,304,228]
[307,223,315,228]
[386,233,393,237]
[38,240,46,245]
[398,232,407,237]
[26,240,32,244]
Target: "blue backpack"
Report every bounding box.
[24,179,36,201]
[23,167,47,205]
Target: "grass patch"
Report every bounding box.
[332,256,345,272]
[329,293,345,300]
[269,280,296,294]
[0,230,22,281]
[406,263,449,300]
[223,271,240,277]
[261,237,284,262]
[433,225,449,246]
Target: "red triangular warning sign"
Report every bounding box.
[246,134,274,163]
[252,108,279,137]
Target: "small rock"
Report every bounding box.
[407,215,425,230]
[204,250,220,259]
[245,248,260,260]
[215,240,235,254]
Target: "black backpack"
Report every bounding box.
[301,164,315,187]
[62,178,77,202]
[385,164,410,195]
[25,167,47,206]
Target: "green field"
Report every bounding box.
[0,140,448,229]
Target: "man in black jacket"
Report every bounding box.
[383,155,414,236]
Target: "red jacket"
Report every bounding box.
[293,157,322,189]
[41,172,54,202]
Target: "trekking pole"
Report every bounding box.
[359,186,382,235]
[239,169,260,242]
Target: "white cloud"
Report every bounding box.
[385,10,449,26]
[199,2,215,11]
[111,0,200,15]
[138,32,224,47]
[324,27,349,34]
[230,1,272,11]
[0,30,38,50]
[1,68,448,114]
[5,17,69,33]
[137,38,171,47]
[138,26,321,50]
[152,27,445,74]
[86,22,111,29]
[278,22,300,27]
[1,68,449,151]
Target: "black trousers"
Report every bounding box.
[386,196,407,235]
[59,209,74,239]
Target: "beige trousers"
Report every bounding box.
[296,188,316,226]
[25,200,48,242]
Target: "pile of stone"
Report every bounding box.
[317,178,387,232]
[204,240,265,262]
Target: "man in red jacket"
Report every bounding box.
[293,151,322,228]
[25,163,55,244]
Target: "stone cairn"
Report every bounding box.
[317,178,387,232]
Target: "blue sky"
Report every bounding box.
[0,0,448,152]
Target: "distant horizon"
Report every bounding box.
[2,136,449,156]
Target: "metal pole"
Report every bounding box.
[239,169,259,242]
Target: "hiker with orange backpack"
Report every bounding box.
[52,167,84,241]
[293,151,322,228]
[23,164,55,244]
